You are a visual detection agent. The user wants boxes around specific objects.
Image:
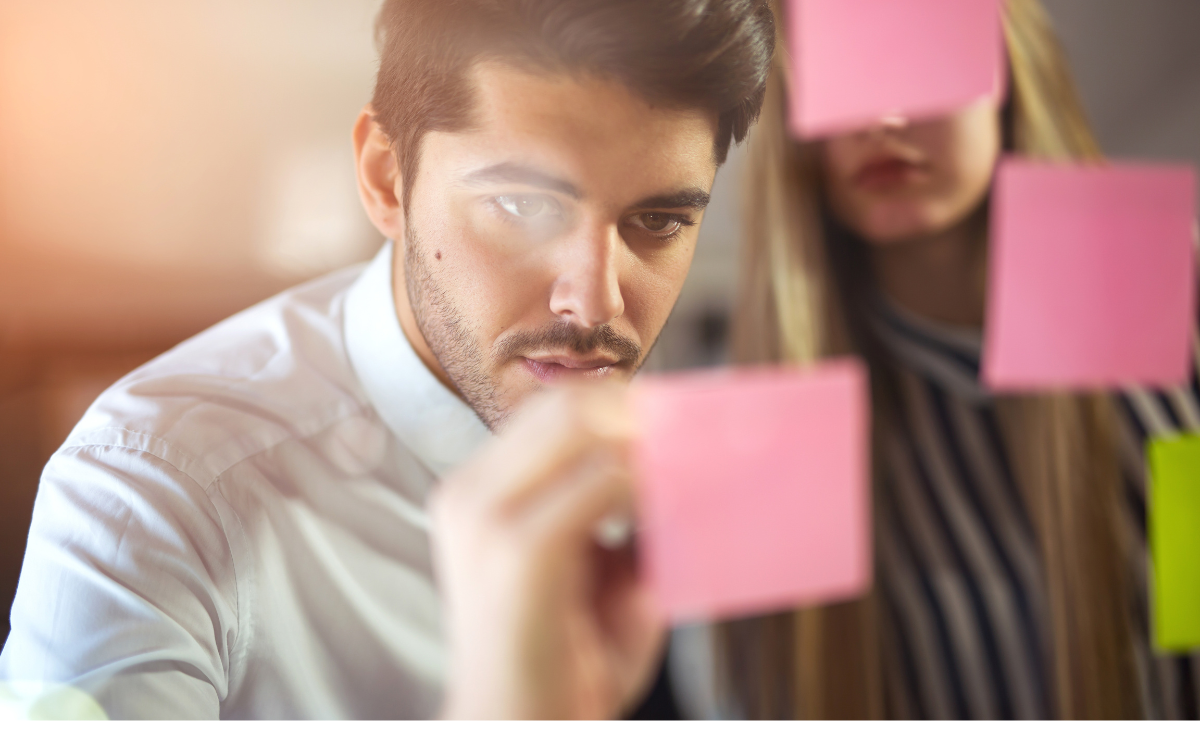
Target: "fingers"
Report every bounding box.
[430,379,660,720]
[443,381,636,518]
[430,379,642,602]
[519,443,635,553]
[610,590,667,710]
[589,552,666,711]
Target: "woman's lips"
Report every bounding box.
[853,157,927,190]
[521,356,620,383]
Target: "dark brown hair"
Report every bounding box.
[371,0,776,208]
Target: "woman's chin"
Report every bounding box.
[858,199,975,246]
[857,220,943,247]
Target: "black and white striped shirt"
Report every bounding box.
[872,299,1200,719]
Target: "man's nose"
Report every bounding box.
[548,224,625,330]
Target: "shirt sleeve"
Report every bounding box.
[0,443,241,719]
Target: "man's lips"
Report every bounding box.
[521,354,623,382]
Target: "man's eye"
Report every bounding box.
[631,212,687,236]
[496,195,549,218]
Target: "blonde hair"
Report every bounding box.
[723,0,1140,719]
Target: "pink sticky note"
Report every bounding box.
[633,360,872,622]
[983,158,1197,391]
[786,0,1004,139]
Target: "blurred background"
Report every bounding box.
[1,0,1199,646]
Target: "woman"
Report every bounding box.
[723,0,1200,719]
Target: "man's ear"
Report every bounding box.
[353,105,406,241]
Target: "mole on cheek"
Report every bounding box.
[435,251,442,261]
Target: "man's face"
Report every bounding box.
[396,63,719,429]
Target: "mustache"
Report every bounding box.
[494,321,642,365]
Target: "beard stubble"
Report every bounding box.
[403,223,647,431]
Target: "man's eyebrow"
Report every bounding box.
[461,162,582,199]
[631,188,712,211]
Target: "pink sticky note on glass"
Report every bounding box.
[786,0,1004,139]
[983,158,1197,391]
[633,360,872,622]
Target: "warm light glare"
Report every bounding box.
[0,0,384,348]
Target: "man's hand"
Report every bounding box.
[430,382,664,720]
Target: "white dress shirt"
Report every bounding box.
[0,243,492,719]
[0,241,725,720]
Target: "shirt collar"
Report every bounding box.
[344,241,491,479]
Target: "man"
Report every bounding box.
[0,0,774,719]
